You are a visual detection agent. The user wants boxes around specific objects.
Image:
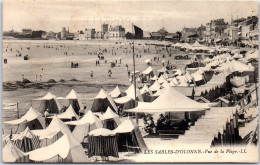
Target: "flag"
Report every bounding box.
[133,25,143,39]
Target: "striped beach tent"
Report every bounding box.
[11,127,40,152]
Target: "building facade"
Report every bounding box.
[107,25,125,40]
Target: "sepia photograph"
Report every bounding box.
[2,0,259,163]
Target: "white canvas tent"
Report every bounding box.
[3,141,29,163]
[113,119,148,152]
[32,115,72,147]
[100,107,121,129]
[28,133,89,163]
[158,75,168,84]
[91,88,118,113]
[125,84,144,101]
[149,80,161,92]
[34,92,61,114]
[142,66,154,75]
[4,107,45,131]
[126,86,210,113]
[66,110,103,143]
[140,84,153,95]
[109,85,123,98]
[65,89,83,115]
[56,104,79,120]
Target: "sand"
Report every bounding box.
[2,39,190,133]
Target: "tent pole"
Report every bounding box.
[132,23,138,125]
[17,102,19,119]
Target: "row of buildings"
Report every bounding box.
[74,24,126,40]
[150,16,258,47]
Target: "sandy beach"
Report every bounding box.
[2,39,190,133]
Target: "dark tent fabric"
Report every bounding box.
[103,119,118,130]
[141,93,153,102]
[88,136,118,158]
[16,118,44,133]
[38,99,60,114]
[69,100,80,115]
[12,128,41,153]
[13,137,39,153]
[116,126,148,153]
[91,98,116,113]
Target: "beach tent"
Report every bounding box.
[158,75,168,84]
[157,67,167,77]
[109,85,123,98]
[91,88,118,113]
[142,66,154,77]
[140,85,153,95]
[215,60,254,73]
[173,42,183,48]
[246,50,259,60]
[3,141,30,163]
[113,119,148,153]
[65,89,83,115]
[11,127,40,153]
[66,110,103,143]
[34,92,61,114]
[125,84,144,101]
[126,86,210,113]
[28,133,89,163]
[150,75,158,81]
[149,80,161,92]
[88,128,118,158]
[4,107,45,132]
[56,104,79,121]
[140,85,153,102]
[100,107,121,130]
[114,96,137,111]
[32,115,72,147]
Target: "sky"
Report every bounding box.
[3,0,259,33]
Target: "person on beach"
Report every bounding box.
[90,71,93,78]
[79,106,87,117]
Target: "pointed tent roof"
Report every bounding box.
[114,96,133,104]
[32,115,71,140]
[126,86,210,113]
[65,89,79,100]
[142,66,153,75]
[216,60,254,73]
[113,119,136,133]
[89,128,116,136]
[4,107,42,125]
[158,75,168,84]
[101,107,119,120]
[3,141,27,162]
[149,80,161,92]
[173,42,183,47]
[95,88,109,99]
[94,88,118,111]
[57,104,79,120]
[157,67,167,73]
[65,110,102,128]
[28,133,88,162]
[140,84,153,95]
[12,127,38,140]
[150,75,158,81]
[109,86,122,98]
[34,92,57,100]
[246,50,258,60]
[125,84,142,99]
[193,41,203,47]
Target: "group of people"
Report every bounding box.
[143,114,191,134]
